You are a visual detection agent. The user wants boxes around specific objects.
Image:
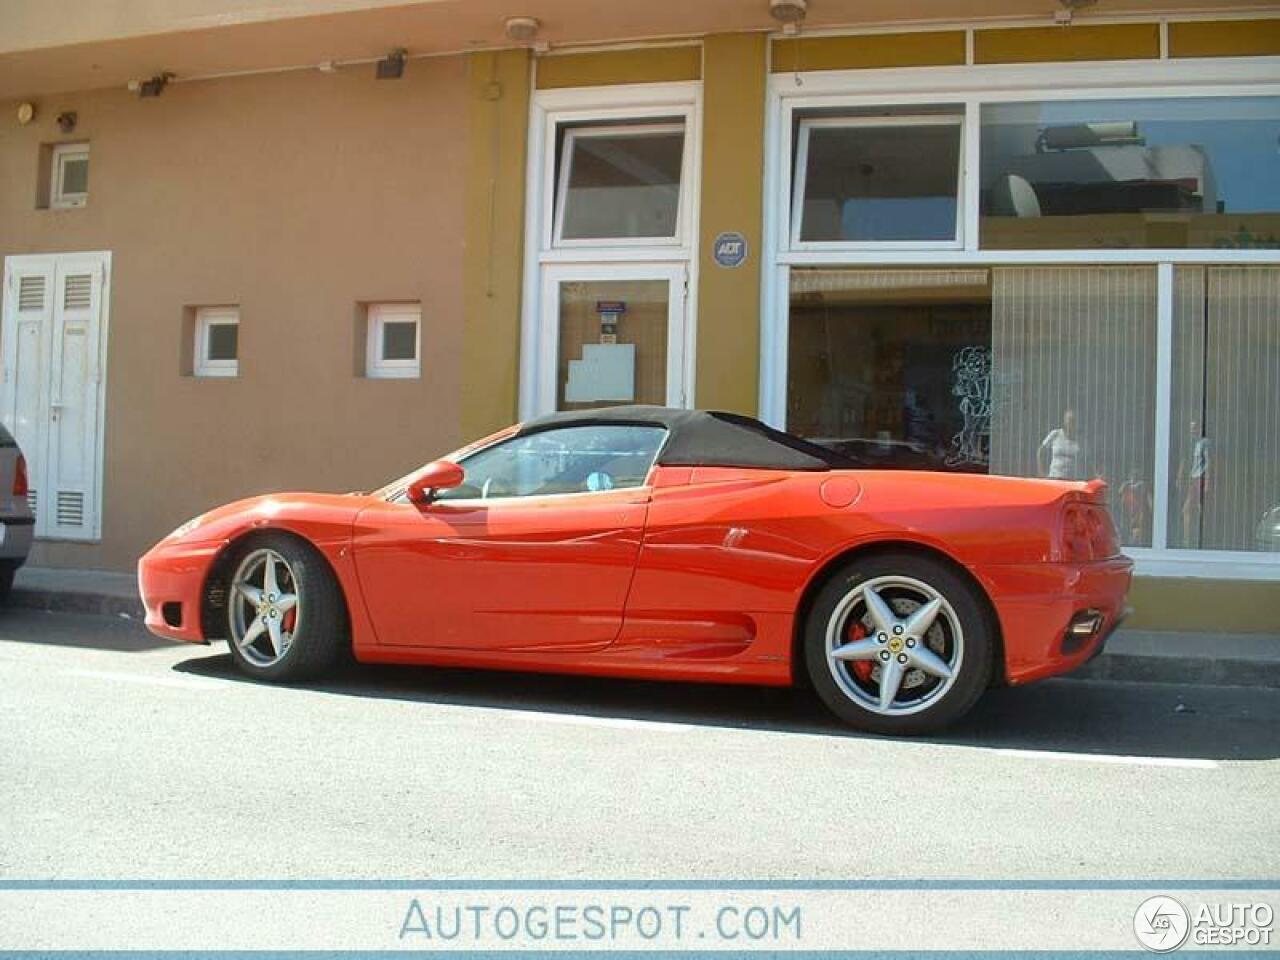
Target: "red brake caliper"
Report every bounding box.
[847,621,874,681]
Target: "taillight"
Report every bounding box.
[1059,501,1119,562]
[12,454,28,498]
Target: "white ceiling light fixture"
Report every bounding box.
[770,0,807,36]
[1055,0,1098,23]
[505,16,541,43]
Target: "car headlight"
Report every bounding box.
[167,515,204,540]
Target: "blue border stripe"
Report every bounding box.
[0,953,1247,959]
[0,952,1265,959]
[0,880,1276,890]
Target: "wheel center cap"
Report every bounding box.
[888,636,905,654]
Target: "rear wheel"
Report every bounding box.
[804,552,994,735]
[225,534,346,681]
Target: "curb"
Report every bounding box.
[9,586,145,622]
[1067,652,1280,689]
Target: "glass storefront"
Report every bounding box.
[1170,266,1280,552]
[786,265,1162,547]
[772,85,1280,561]
[980,96,1280,250]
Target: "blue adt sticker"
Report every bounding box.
[712,231,748,268]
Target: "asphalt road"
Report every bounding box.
[1,608,1276,881]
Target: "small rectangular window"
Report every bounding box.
[792,114,963,248]
[51,143,90,209]
[554,122,686,245]
[194,306,239,378]
[366,303,421,379]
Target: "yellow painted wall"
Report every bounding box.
[695,34,765,416]
[1129,578,1280,634]
[0,60,470,571]
[535,46,700,90]
[974,23,1160,63]
[771,32,965,72]
[1169,19,1280,59]
[462,49,531,440]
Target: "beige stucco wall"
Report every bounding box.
[0,58,470,570]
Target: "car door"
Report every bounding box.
[352,423,667,651]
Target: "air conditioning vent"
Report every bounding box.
[56,490,84,527]
[18,276,44,312]
[63,274,92,310]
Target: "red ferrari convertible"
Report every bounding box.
[139,406,1131,734]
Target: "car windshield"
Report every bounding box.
[371,425,518,501]
[375,424,668,502]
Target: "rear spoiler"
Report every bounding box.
[1082,478,1108,500]
[1061,477,1109,504]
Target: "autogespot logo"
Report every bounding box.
[1134,895,1191,952]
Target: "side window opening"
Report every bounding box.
[435,424,667,502]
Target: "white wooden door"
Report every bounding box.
[1,252,110,541]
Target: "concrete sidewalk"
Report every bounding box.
[12,565,142,619]
[9,565,1280,689]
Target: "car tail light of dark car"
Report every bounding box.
[12,454,28,498]
[1057,501,1120,562]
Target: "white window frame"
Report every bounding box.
[790,114,965,252]
[553,121,688,249]
[366,302,421,379]
[50,143,89,210]
[519,81,703,420]
[760,53,1280,580]
[194,306,239,378]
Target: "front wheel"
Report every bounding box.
[804,553,994,735]
[225,534,346,681]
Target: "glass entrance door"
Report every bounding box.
[538,264,687,413]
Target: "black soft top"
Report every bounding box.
[516,406,852,472]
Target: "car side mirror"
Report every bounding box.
[406,460,465,505]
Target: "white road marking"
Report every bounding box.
[511,711,1223,770]
[985,746,1218,770]
[516,711,689,733]
[62,668,228,691]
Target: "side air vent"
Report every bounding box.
[28,488,37,519]
[18,277,45,312]
[63,274,92,310]
[56,490,84,527]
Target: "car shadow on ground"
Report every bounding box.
[0,607,178,652]
[174,650,1280,762]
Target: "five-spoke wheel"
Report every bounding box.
[230,548,300,668]
[805,553,993,734]
[223,533,347,680]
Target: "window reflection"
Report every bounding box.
[786,266,1160,548]
[787,269,993,472]
[981,96,1280,250]
[557,124,685,242]
[796,117,962,244]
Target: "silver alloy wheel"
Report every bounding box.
[229,548,300,668]
[824,574,964,717]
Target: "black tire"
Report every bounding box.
[223,532,347,681]
[804,552,994,736]
[0,560,16,604]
